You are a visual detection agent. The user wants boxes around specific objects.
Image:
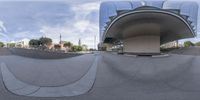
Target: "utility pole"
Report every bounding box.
[59,33,62,44]
[94,35,96,50]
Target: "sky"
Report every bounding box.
[0,0,199,49]
[0,0,100,49]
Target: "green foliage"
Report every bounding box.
[54,44,61,49]
[29,37,52,48]
[7,43,15,48]
[0,41,4,47]
[71,45,83,52]
[63,41,73,48]
[29,39,41,47]
[39,37,52,46]
[82,44,88,51]
[160,47,179,53]
[89,48,95,51]
[184,41,194,47]
[195,41,200,46]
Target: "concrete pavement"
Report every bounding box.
[1,55,98,97]
[170,47,200,55]
[0,50,200,99]
[0,54,95,86]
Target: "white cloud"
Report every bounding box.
[0,20,10,42]
[71,2,99,12]
[39,20,99,49]
[0,32,9,42]
[74,20,90,33]
[11,31,42,41]
[0,0,98,3]
[39,25,76,44]
[0,1,100,49]
[39,2,100,49]
[0,21,7,33]
[0,20,7,33]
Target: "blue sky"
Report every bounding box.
[0,0,100,48]
[0,0,199,49]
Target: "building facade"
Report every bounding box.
[99,1,198,54]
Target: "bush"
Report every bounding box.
[7,43,15,48]
[63,41,73,48]
[29,39,41,47]
[29,37,52,48]
[184,41,194,47]
[54,44,61,49]
[39,37,52,46]
[0,41,4,47]
[195,41,200,46]
[71,45,83,52]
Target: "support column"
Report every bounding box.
[123,35,160,54]
[104,43,113,51]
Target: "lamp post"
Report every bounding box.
[94,35,96,50]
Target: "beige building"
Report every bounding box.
[15,38,30,48]
[160,40,179,48]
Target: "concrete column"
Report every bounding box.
[123,35,160,53]
[104,43,113,51]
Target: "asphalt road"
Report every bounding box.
[170,47,200,55]
[0,50,200,100]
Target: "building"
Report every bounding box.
[15,38,30,48]
[99,1,198,54]
[160,41,179,49]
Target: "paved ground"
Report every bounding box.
[0,54,95,86]
[0,48,12,56]
[170,47,200,55]
[10,48,83,59]
[0,55,98,97]
[0,48,200,99]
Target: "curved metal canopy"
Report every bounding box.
[100,1,198,44]
[103,7,195,44]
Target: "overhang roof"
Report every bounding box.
[103,7,195,44]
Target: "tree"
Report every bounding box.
[195,41,200,46]
[7,43,15,48]
[63,41,73,52]
[89,48,95,51]
[54,44,61,50]
[71,45,83,52]
[39,37,52,47]
[0,41,4,47]
[63,41,73,48]
[29,39,41,47]
[82,44,88,51]
[184,41,194,47]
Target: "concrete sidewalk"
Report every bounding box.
[0,54,95,86]
[0,52,200,100]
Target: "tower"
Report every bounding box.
[78,38,81,46]
[59,33,62,44]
